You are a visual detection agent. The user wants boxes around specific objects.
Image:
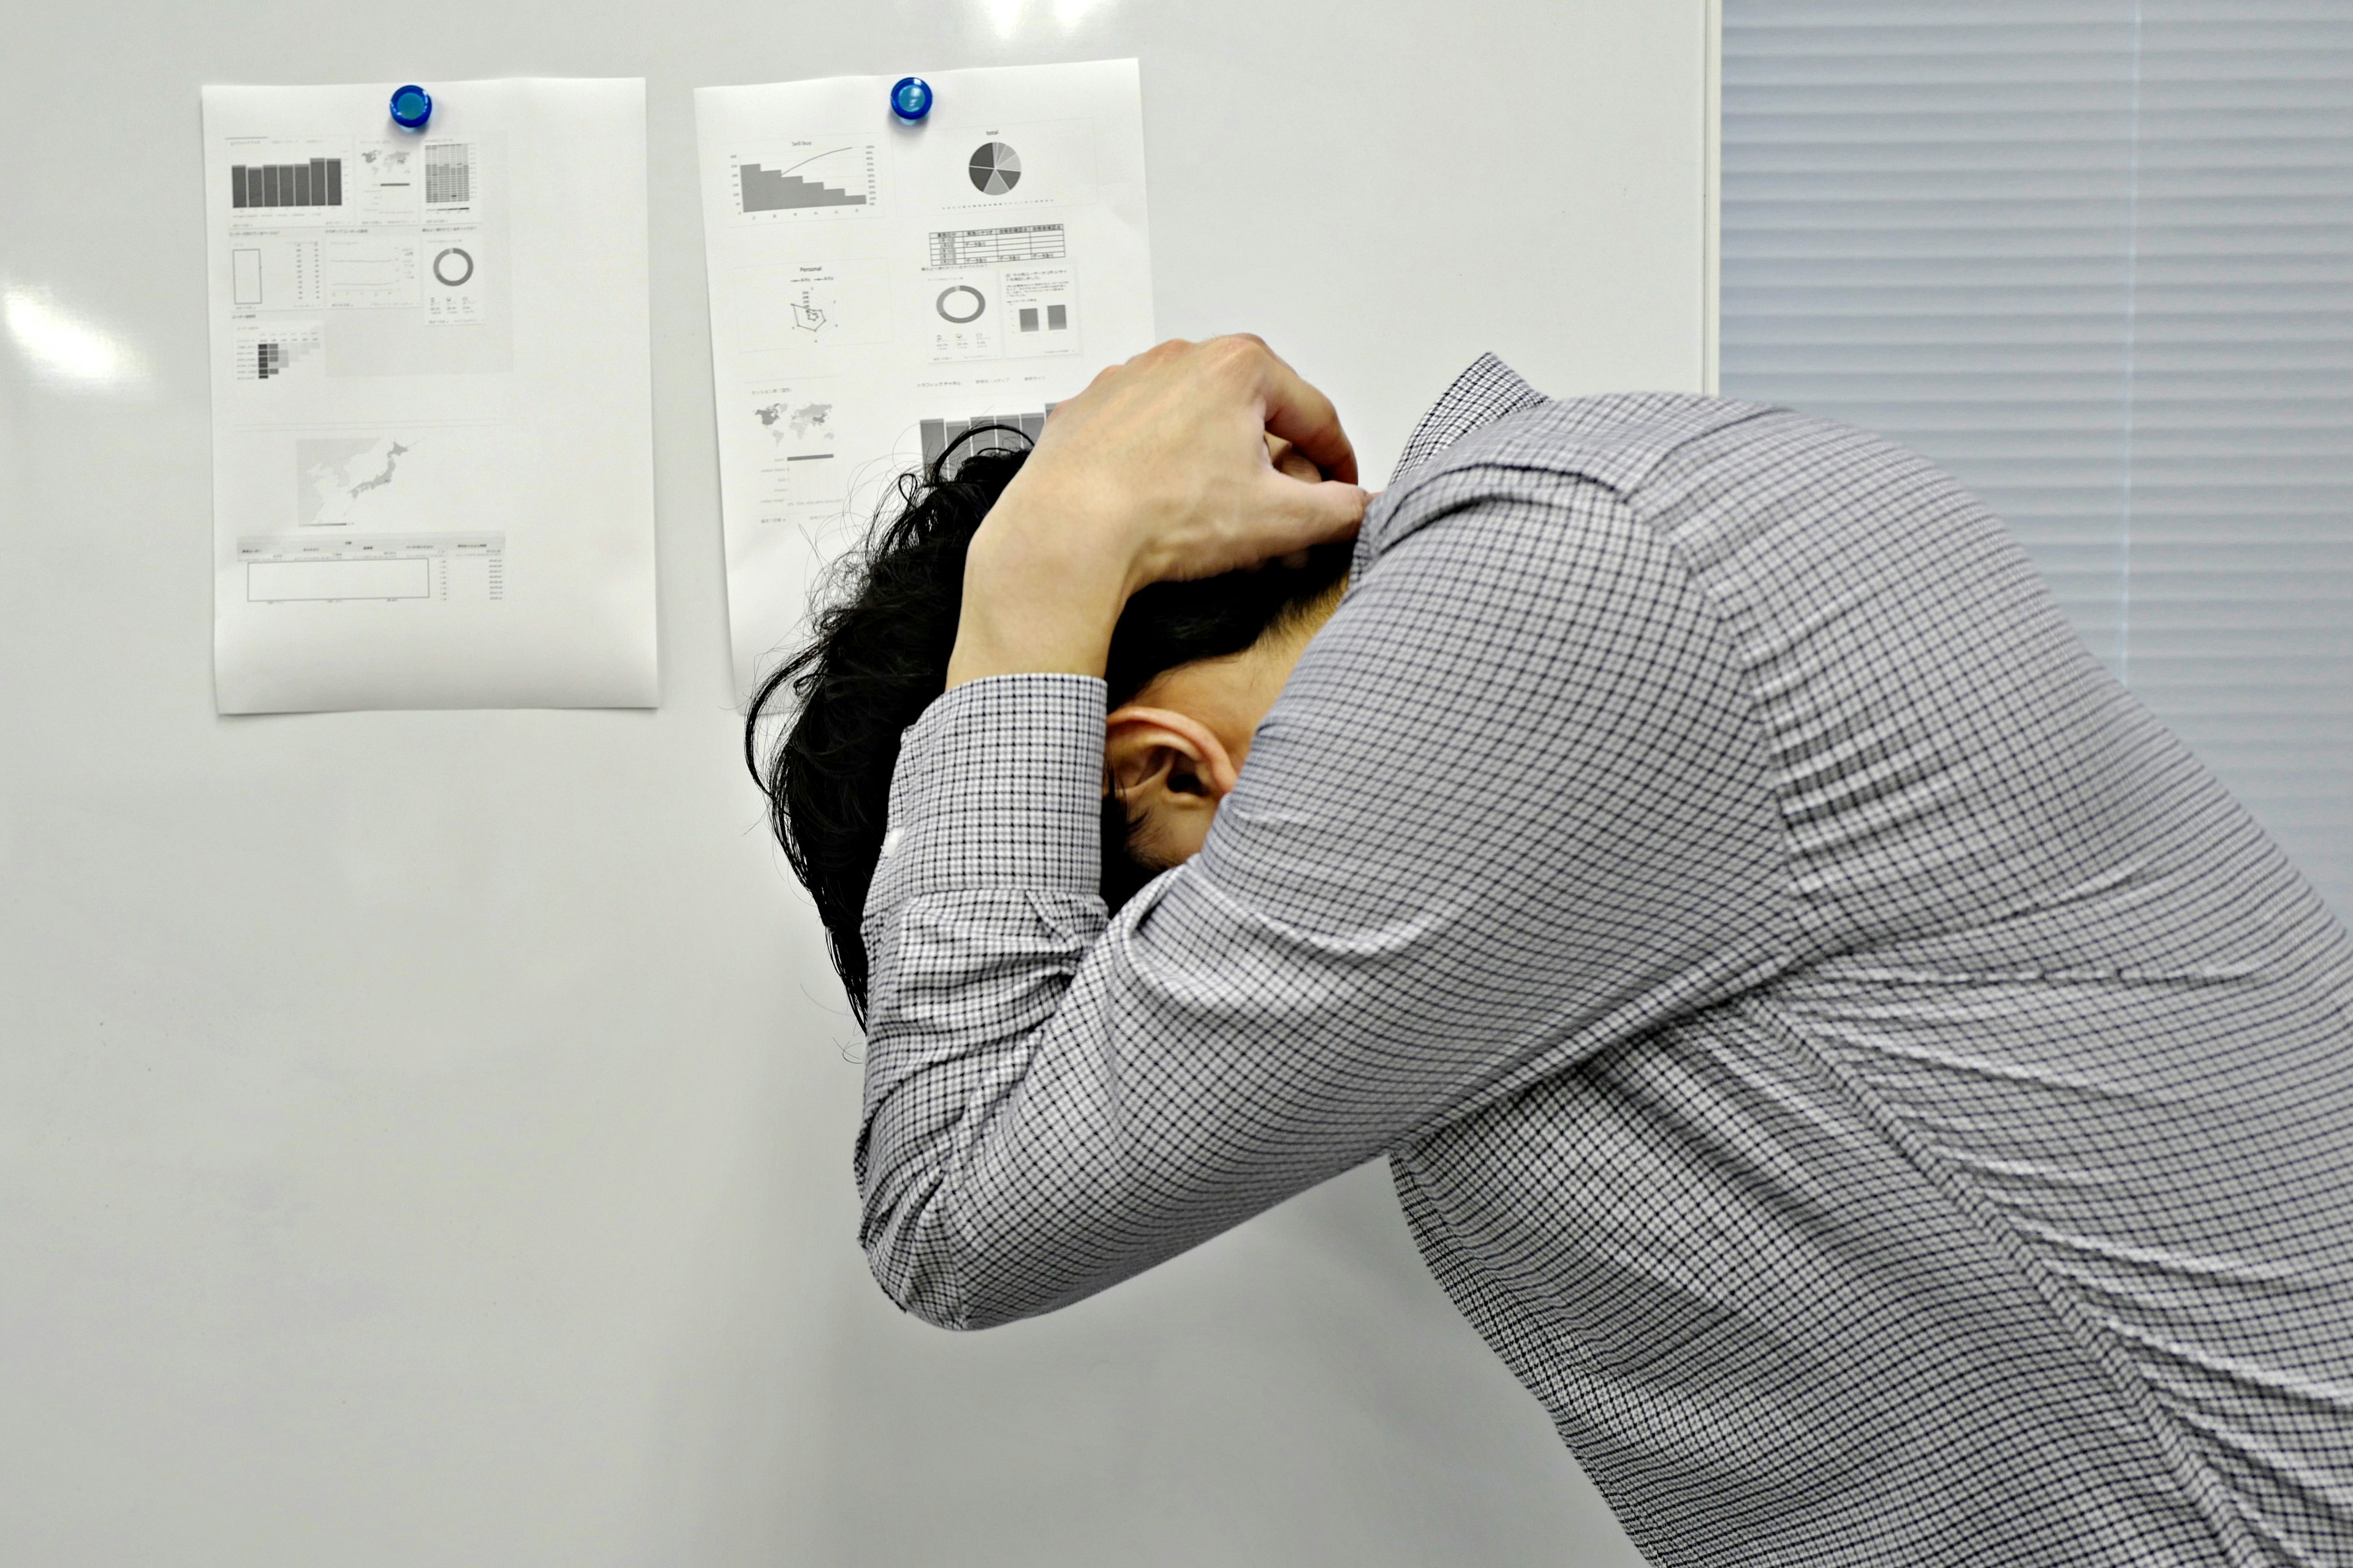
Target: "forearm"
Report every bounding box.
[856,675,1111,1326]
[844,335,1380,1322]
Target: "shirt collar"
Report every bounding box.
[1387,354,1548,485]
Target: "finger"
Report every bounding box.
[1256,469,1369,552]
[1229,339,1358,485]
[1264,434,1320,484]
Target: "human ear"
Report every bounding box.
[1103,705,1241,806]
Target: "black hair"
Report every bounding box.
[745,430,1351,1023]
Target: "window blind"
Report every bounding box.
[1720,0,2353,918]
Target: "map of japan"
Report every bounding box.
[352,442,409,496]
[297,436,415,527]
[285,427,507,532]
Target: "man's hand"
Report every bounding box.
[945,336,1370,688]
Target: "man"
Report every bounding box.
[752,338,2353,1567]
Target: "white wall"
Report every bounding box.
[0,2,1710,1562]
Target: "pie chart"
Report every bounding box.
[968,142,1021,195]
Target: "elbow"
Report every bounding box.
[859,1168,985,1331]
[868,1260,969,1331]
[859,1172,1057,1332]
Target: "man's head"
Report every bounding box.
[749,434,1349,1020]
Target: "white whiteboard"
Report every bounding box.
[0,2,1713,1562]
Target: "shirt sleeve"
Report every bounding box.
[855,475,1795,1328]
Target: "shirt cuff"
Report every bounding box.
[866,673,1108,915]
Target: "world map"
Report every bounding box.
[754,401,832,445]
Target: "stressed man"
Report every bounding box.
[752,339,2353,1567]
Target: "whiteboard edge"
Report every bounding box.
[1703,0,1722,396]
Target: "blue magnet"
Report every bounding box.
[390,84,433,131]
[890,76,933,123]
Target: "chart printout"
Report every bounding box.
[695,61,1155,695]
[202,80,657,713]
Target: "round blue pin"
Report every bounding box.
[890,76,933,123]
[390,84,433,131]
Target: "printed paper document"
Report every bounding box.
[695,60,1155,695]
[203,78,657,713]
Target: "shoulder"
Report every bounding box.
[1330,394,1776,713]
[1362,392,1787,564]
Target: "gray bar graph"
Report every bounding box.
[738,162,866,213]
[231,159,344,210]
[425,144,471,204]
[919,409,1053,475]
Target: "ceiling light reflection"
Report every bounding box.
[4,286,149,393]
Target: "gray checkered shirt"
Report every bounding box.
[858,357,2353,1567]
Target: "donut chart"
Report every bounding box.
[967,142,1021,195]
[934,284,986,324]
[431,246,474,287]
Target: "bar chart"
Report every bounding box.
[919,409,1052,475]
[424,143,473,205]
[733,143,879,219]
[231,157,343,210]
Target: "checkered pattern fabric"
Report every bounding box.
[857,357,2353,1567]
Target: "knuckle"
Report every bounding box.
[1207,336,1267,382]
